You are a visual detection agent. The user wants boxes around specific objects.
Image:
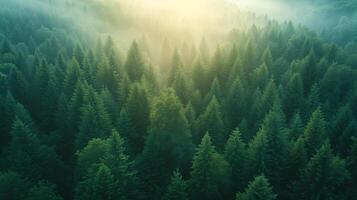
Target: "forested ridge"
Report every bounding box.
[0,0,356,200]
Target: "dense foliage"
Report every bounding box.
[0,0,356,200]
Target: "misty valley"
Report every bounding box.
[0,0,356,200]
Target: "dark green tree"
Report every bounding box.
[162,170,188,200]
[0,171,30,200]
[224,128,248,191]
[236,175,277,200]
[137,89,194,199]
[189,133,230,200]
[25,181,63,200]
[295,143,350,200]
[304,107,327,157]
[124,83,150,155]
[197,96,225,149]
[125,41,144,81]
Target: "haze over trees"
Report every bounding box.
[0,0,356,200]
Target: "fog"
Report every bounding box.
[5,0,357,55]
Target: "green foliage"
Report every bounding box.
[26,181,63,200]
[163,170,188,200]
[295,143,350,200]
[197,96,225,148]
[224,129,249,191]
[137,89,194,199]
[304,107,327,157]
[236,175,277,200]
[189,133,230,200]
[125,41,145,81]
[0,171,30,200]
[0,2,356,199]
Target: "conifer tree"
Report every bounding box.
[0,171,30,200]
[124,83,150,155]
[76,164,115,200]
[259,108,288,191]
[189,133,230,200]
[168,49,184,86]
[103,130,141,200]
[236,175,277,200]
[125,41,144,81]
[262,47,273,68]
[226,77,246,130]
[304,107,327,157]
[295,144,349,200]
[197,96,225,149]
[25,181,63,200]
[63,58,81,96]
[224,129,248,191]
[137,89,194,199]
[284,73,304,119]
[287,136,307,180]
[162,170,188,200]
[288,113,304,140]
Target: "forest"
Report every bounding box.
[0,0,356,200]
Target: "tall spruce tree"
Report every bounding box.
[137,89,194,199]
[236,175,277,200]
[189,133,230,200]
[162,170,188,200]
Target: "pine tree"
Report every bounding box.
[0,171,30,200]
[184,103,197,144]
[77,164,115,200]
[124,83,150,155]
[261,47,273,68]
[189,133,230,200]
[258,108,288,191]
[172,69,193,105]
[103,130,141,200]
[287,136,307,180]
[117,72,131,108]
[76,102,111,149]
[7,66,28,104]
[339,119,357,156]
[295,143,349,200]
[137,89,194,199]
[197,96,225,149]
[248,131,267,177]
[301,48,318,92]
[252,63,269,89]
[162,170,188,200]
[284,73,304,119]
[204,77,222,106]
[288,113,304,140]
[242,39,257,72]
[25,181,63,200]
[5,117,65,186]
[192,60,207,95]
[63,58,81,96]
[125,41,144,81]
[226,77,246,130]
[168,49,184,86]
[304,107,327,158]
[224,129,248,191]
[75,138,110,179]
[236,175,277,200]
[330,105,354,154]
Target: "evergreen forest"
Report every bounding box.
[0,0,356,200]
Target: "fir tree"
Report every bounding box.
[236,175,277,200]
[189,133,230,200]
[162,170,188,200]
